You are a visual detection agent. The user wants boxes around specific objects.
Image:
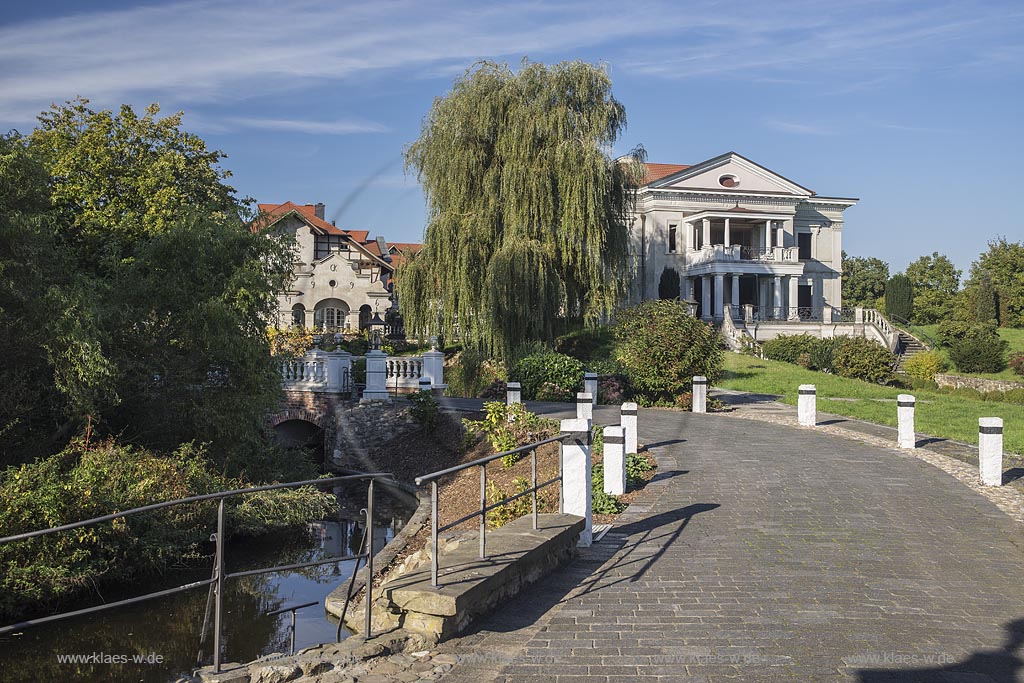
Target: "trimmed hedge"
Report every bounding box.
[760,333,895,384]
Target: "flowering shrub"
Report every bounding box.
[1010,352,1024,377]
[597,375,628,404]
[535,381,573,402]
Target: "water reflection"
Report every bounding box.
[0,484,412,683]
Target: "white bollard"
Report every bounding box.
[576,392,593,422]
[692,376,707,413]
[603,425,626,495]
[506,382,521,405]
[979,417,1004,487]
[584,372,598,406]
[560,418,593,546]
[621,402,638,455]
[897,394,916,449]
[798,384,816,427]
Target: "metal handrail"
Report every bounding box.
[0,472,393,673]
[414,434,570,588]
[889,315,936,350]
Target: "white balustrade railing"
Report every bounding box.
[280,351,352,392]
[281,359,326,385]
[385,356,424,387]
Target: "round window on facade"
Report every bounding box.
[719,174,739,188]
[329,279,337,288]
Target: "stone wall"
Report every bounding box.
[935,373,1024,392]
[331,401,418,471]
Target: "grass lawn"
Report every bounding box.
[719,352,1024,455]
[915,325,1024,381]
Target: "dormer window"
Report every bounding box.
[314,235,350,260]
[719,174,739,188]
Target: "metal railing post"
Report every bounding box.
[531,449,538,530]
[479,463,487,559]
[558,440,565,514]
[213,499,225,673]
[431,480,438,587]
[364,478,374,641]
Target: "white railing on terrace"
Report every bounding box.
[385,356,424,388]
[687,244,800,265]
[279,351,352,392]
[281,359,325,385]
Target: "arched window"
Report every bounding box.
[291,303,306,328]
[313,298,350,332]
[358,304,372,330]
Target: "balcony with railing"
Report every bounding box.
[686,244,800,266]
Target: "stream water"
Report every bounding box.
[0,483,415,683]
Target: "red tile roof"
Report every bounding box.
[387,242,423,253]
[255,201,346,235]
[642,163,691,185]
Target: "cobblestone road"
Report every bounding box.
[437,409,1024,682]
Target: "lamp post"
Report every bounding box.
[368,312,386,350]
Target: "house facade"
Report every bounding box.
[628,152,857,323]
[255,202,420,332]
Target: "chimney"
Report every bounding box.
[314,202,325,220]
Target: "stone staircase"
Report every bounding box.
[896,331,927,371]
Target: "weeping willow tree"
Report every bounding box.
[397,59,645,358]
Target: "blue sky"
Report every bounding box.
[2,0,1022,275]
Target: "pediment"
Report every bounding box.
[651,153,813,196]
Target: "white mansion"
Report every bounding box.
[628,152,856,323]
[255,202,421,332]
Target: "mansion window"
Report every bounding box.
[314,307,347,331]
[314,235,350,260]
[798,233,812,260]
[668,224,678,253]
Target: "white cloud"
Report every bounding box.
[0,0,1019,125]
[227,117,388,135]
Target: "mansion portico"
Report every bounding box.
[629,152,856,324]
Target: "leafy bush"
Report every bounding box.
[408,389,440,430]
[535,381,574,402]
[674,392,693,410]
[949,325,1008,373]
[446,348,504,398]
[902,350,948,382]
[612,299,723,404]
[1004,388,1024,405]
[831,337,895,383]
[462,402,558,464]
[0,440,336,620]
[625,453,654,488]
[486,478,547,528]
[597,375,629,404]
[809,338,837,372]
[477,380,507,400]
[590,463,625,514]
[510,351,584,400]
[588,358,624,375]
[1010,352,1024,377]
[935,319,975,347]
[554,326,614,361]
[762,334,823,365]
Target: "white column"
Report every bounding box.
[814,274,824,313]
[584,372,598,406]
[777,224,786,248]
[723,218,731,247]
[603,426,626,495]
[773,276,782,316]
[788,275,800,319]
[682,276,692,301]
[621,402,638,455]
[701,275,712,320]
[897,394,915,449]
[506,382,521,405]
[576,392,593,422]
[702,218,711,247]
[764,221,772,250]
[692,376,707,413]
[361,350,391,402]
[421,349,446,389]
[684,221,693,251]
[731,274,740,313]
[713,274,724,321]
[979,418,1003,487]
[798,385,816,426]
[560,418,593,546]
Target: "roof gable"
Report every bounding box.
[647,152,814,196]
[255,201,347,235]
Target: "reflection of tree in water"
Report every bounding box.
[857,618,1024,682]
[0,485,413,683]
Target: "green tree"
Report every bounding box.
[658,266,680,300]
[905,252,961,324]
[1,103,295,476]
[612,299,723,403]
[885,273,914,321]
[397,60,645,358]
[841,251,889,308]
[966,237,1024,327]
[972,277,1000,324]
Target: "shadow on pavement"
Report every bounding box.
[855,618,1024,682]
